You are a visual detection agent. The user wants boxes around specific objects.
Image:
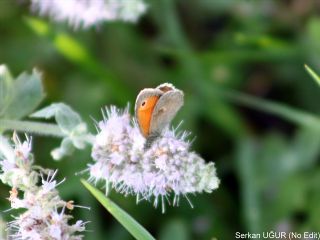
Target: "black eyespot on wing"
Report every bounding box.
[141,101,146,106]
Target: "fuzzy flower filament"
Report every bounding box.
[0,133,87,239]
[89,106,220,212]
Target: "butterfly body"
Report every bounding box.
[135,83,184,148]
[137,95,160,137]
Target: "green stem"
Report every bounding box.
[0,119,65,137]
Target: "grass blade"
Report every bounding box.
[81,179,155,240]
[235,139,261,232]
[216,88,320,131]
[305,64,320,87]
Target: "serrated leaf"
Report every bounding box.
[305,64,320,87]
[31,103,91,160]
[2,69,44,119]
[81,179,155,240]
[31,103,82,133]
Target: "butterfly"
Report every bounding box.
[135,83,184,149]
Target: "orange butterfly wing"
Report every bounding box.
[137,96,159,137]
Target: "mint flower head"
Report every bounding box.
[0,134,87,239]
[29,0,148,29]
[89,106,220,212]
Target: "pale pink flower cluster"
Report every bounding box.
[0,134,86,239]
[89,106,220,212]
[29,0,147,29]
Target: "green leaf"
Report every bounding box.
[0,65,14,117]
[305,64,320,87]
[51,138,74,160]
[0,66,44,120]
[81,179,155,240]
[31,103,92,160]
[31,103,83,134]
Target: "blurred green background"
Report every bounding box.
[1,0,320,239]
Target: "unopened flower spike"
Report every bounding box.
[0,133,87,239]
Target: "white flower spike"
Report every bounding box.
[0,133,87,239]
[30,0,148,29]
[89,106,220,212]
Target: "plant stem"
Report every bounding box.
[0,119,65,137]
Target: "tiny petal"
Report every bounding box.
[155,155,167,170]
[49,224,62,239]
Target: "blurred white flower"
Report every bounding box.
[0,133,36,190]
[89,106,220,212]
[0,133,87,239]
[29,0,148,29]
